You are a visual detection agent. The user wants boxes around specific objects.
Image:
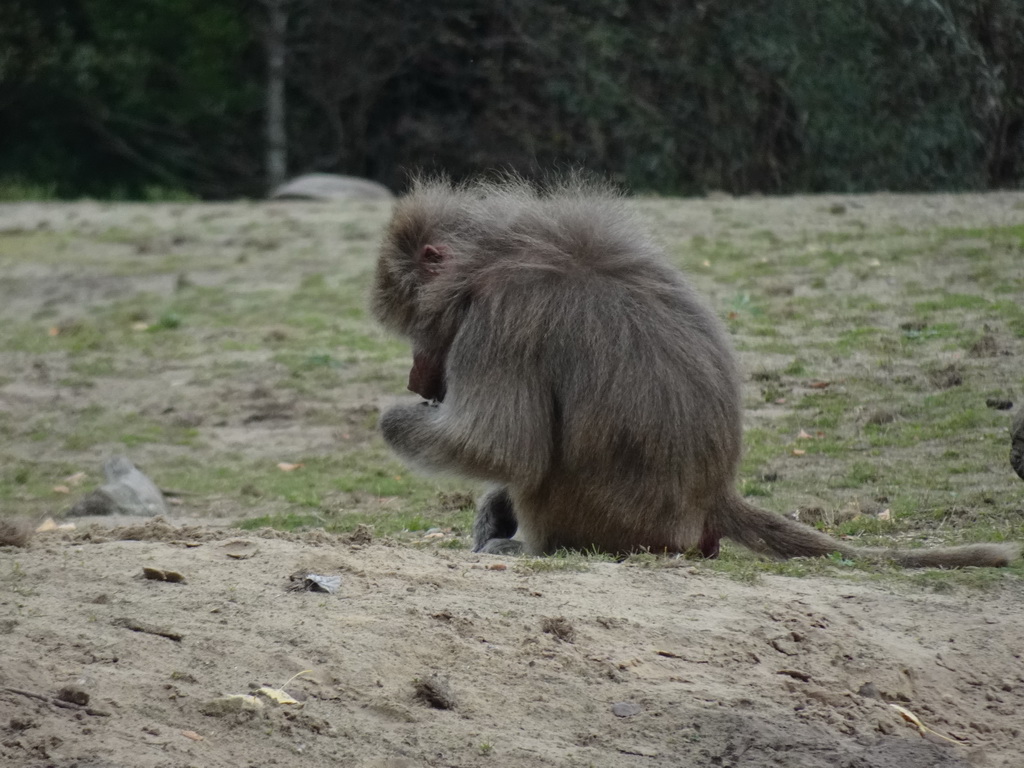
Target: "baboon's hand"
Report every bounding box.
[379,402,436,454]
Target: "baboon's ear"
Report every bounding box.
[416,244,449,276]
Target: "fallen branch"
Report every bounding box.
[112,617,184,642]
[2,686,111,716]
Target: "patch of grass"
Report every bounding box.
[835,327,895,355]
[739,478,773,497]
[913,294,992,314]
[516,549,616,573]
[62,410,201,451]
[831,461,880,489]
[783,358,808,376]
[236,513,323,532]
[0,462,59,503]
[939,223,1024,245]
[238,507,473,538]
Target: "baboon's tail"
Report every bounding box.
[716,496,1019,568]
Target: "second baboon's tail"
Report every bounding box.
[716,496,1019,569]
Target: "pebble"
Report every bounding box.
[611,701,642,718]
[200,694,264,716]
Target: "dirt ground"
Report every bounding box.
[2,520,1022,768]
[1,192,1023,767]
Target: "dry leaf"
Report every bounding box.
[52,485,70,494]
[488,563,507,571]
[877,509,892,521]
[808,380,832,389]
[181,730,204,741]
[701,259,711,267]
[35,517,75,532]
[276,462,303,472]
[796,429,814,440]
[792,449,806,457]
[255,686,299,706]
[64,471,87,485]
[889,704,963,745]
[48,327,60,337]
[131,321,150,332]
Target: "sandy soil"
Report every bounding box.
[2,192,1024,767]
[2,518,1022,768]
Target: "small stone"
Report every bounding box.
[200,695,264,716]
[620,745,659,757]
[778,669,812,682]
[56,685,90,706]
[857,682,882,700]
[142,567,186,583]
[611,701,642,718]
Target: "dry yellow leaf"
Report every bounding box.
[889,704,963,745]
[256,686,299,705]
[277,462,303,472]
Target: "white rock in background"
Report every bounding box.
[269,173,393,201]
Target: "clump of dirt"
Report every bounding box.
[0,518,33,548]
[928,363,964,390]
[969,333,1000,358]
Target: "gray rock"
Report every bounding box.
[270,173,393,201]
[611,701,642,717]
[200,694,264,716]
[68,457,168,517]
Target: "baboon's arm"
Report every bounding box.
[380,303,553,485]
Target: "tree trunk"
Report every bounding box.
[265,0,288,192]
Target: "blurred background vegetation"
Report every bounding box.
[2,0,1022,199]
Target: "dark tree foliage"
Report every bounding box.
[1,0,1021,198]
[0,0,262,197]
